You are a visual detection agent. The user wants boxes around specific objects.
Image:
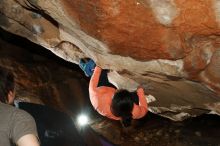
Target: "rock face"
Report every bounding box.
[1,0,220,120]
[0,30,90,116]
[2,29,220,146]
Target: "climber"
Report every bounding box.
[0,67,40,146]
[79,58,148,127]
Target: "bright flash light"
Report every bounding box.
[77,114,89,126]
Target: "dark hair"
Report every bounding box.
[0,67,15,103]
[111,90,134,127]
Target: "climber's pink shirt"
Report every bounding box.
[89,66,148,120]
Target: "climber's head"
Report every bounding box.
[111,89,134,127]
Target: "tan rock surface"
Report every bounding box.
[1,0,220,120]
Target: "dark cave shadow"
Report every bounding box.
[134,112,220,146]
[17,102,116,146]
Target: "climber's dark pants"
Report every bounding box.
[97,69,116,89]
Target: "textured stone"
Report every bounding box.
[0,34,89,115]
[0,0,220,121]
